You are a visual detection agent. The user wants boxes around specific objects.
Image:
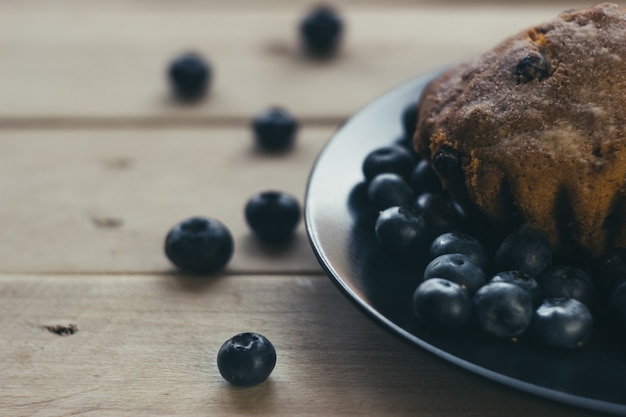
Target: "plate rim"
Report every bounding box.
[304,70,626,416]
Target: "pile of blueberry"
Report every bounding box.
[162,5,344,387]
[362,101,626,350]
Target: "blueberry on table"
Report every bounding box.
[532,298,593,349]
[490,270,542,307]
[473,282,533,339]
[217,332,277,386]
[412,278,472,334]
[375,206,428,254]
[367,172,414,211]
[164,216,234,274]
[536,265,595,308]
[245,191,301,242]
[429,232,488,268]
[423,253,486,294]
[362,145,415,181]
[494,227,552,277]
[168,53,210,100]
[252,107,299,152]
[299,5,343,56]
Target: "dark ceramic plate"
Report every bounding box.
[304,69,626,416]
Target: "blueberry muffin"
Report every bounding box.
[414,3,626,260]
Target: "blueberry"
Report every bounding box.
[423,253,487,294]
[168,53,210,100]
[515,51,550,83]
[414,192,462,238]
[608,280,626,324]
[473,282,533,339]
[409,159,443,196]
[217,332,277,386]
[362,145,415,181]
[245,191,301,242]
[532,298,593,349]
[412,278,472,334]
[393,135,418,153]
[375,206,429,254]
[595,247,626,297]
[599,247,626,270]
[494,227,552,277]
[490,270,542,307]
[401,101,419,140]
[252,107,299,151]
[164,216,234,274]
[432,146,463,180]
[299,5,343,56]
[367,173,414,211]
[429,232,488,268]
[537,265,595,308]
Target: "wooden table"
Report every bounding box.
[0,1,613,416]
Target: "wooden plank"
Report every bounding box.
[0,127,333,274]
[0,274,601,417]
[0,5,591,122]
[1,0,586,12]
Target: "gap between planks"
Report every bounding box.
[0,270,325,277]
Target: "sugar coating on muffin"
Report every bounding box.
[414,3,626,259]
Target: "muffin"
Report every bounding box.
[414,3,626,260]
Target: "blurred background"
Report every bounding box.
[1,0,594,124]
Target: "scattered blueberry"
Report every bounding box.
[164,216,234,274]
[490,270,542,307]
[375,206,428,254]
[414,192,462,238]
[168,52,211,100]
[494,227,552,277]
[537,265,595,308]
[217,332,277,386]
[362,145,415,181]
[299,5,343,56]
[252,107,299,151]
[423,253,486,294]
[532,298,593,349]
[429,232,488,268]
[412,278,472,334]
[473,282,533,339]
[367,173,414,211]
[245,191,301,242]
[409,159,443,196]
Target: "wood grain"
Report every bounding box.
[0,274,603,417]
[0,4,592,122]
[1,2,618,416]
[0,127,331,274]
